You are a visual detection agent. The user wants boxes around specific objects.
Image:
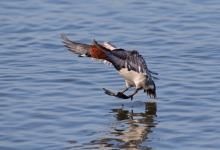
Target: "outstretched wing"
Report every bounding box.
[93,40,150,75]
[61,33,91,57]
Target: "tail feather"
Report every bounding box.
[61,33,91,57]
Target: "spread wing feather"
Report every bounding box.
[93,40,150,75]
[61,33,91,56]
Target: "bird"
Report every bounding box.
[61,33,157,100]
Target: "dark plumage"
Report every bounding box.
[93,40,156,98]
[93,40,149,75]
[61,34,157,99]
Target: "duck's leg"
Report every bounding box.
[119,87,130,93]
[126,88,141,100]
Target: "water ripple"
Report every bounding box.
[1,0,220,150]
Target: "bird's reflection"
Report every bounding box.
[91,101,157,150]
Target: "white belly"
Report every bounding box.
[118,68,146,88]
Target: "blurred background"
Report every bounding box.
[0,0,220,149]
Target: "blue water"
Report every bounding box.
[1,0,220,149]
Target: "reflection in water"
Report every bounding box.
[91,102,157,150]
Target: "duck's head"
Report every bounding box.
[144,78,156,98]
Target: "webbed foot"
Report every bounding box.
[102,88,130,99]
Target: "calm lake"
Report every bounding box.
[0,0,220,149]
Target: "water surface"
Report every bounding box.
[0,0,220,149]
